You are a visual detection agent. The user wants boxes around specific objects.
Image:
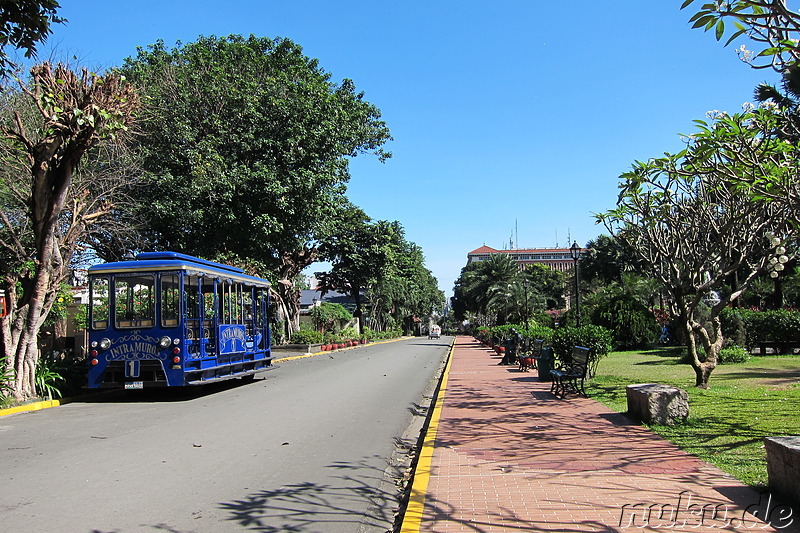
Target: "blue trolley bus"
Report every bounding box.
[87,252,273,389]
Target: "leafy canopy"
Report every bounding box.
[120,35,392,272]
[0,0,65,78]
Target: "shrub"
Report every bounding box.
[339,327,359,340]
[528,311,553,327]
[311,302,353,332]
[719,308,747,348]
[474,327,492,344]
[491,324,516,343]
[523,324,554,344]
[718,345,750,364]
[1,357,14,399]
[590,294,659,349]
[290,329,324,344]
[551,325,613,377]
[34,355,66,399]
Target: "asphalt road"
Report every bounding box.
[0,336,452,533]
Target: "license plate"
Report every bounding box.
[124,381,143,390]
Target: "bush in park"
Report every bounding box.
[719,308,748,348]
[722,308,800,348]
[590,294,660,349]
[551,325,613,377]
[718,345,750,364]
[290,329,324,344]
[310,302,353,333]
[523,324,554,344]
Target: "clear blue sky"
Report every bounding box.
[38,1,774,298]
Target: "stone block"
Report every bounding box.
[626,383,689,426]
[765,436,800,505]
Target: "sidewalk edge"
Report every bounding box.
[399,337,456,533]
[0,398,68,417]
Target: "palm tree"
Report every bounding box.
[457,253,522,325]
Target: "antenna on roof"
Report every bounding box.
[555,229,558,248]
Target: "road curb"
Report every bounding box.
[273,336,410,363]
[398,337,455,533]
[0,398,68,417]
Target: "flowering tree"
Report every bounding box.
[682,0,800,73]
[599,107,796,388]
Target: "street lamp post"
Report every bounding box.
[570,241,582,327]
[523,278,529,327]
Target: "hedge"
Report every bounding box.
[720,308,800,346]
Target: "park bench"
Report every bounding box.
[549,346,590,398]
[518,339,543,372]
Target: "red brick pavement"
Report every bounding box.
[407,336,798,532]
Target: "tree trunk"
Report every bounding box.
[1,63,138,400]
[275,247,317,341]
[683,312,722,389]
[693,362,715,389]
[351,287,364,334]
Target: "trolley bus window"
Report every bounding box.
[161,274,180,328]
[185,276,200,319]
[90,277,110,330]
[243,290,254,334]
[115,275,155,328]
[220,281,244,324]
[203,280,215,321]
[255,289,268,348]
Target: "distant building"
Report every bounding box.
[466,245,580,272]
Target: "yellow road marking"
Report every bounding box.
[399,339,455,533]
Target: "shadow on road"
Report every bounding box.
[77,375,268,404]
[218,457,400,532]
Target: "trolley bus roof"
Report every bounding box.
[87,251,271,288]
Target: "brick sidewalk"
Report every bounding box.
[402,336,798,532]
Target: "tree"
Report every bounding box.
[120,35,392,340]
[451,253,522,326]
[365,225,443,333]
[599,113,796,388]
[522,263,565,311]
[578,234,641,286]
[0,63,138,398]
[682,0,800,72]
[0,1,65,79]
[315,207,398,332]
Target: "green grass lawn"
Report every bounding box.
[586,347,800,488]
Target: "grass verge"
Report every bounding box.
[586,347,800,488]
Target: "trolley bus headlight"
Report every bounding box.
[173,338,180,345]
[90,341,98,348]
[90,350,98,357]
[158,336,171,348]
[99,338,111,350]
[91,358,98,365]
